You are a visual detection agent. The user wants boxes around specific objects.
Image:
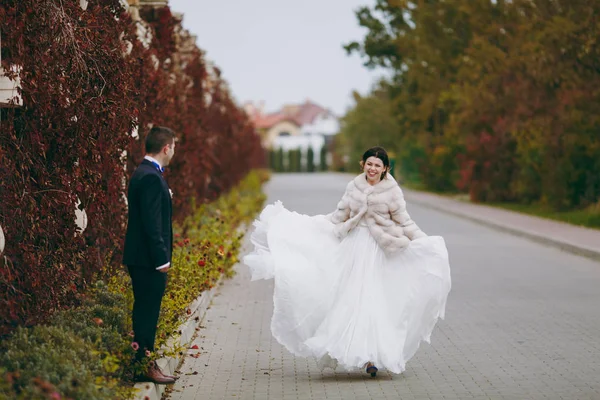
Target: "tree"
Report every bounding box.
[307,147,315,172]
[269,149,276,170]
[337,83,407,176]
[276,147,284,172]
[319,145,328,172]
[288,149,301,173]
[296,149,302,172]
[345,0,600,208]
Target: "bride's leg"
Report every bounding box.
[365,362,378,377]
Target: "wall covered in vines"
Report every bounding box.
[0,0,264,335]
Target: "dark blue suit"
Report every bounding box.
[123,159,173,359]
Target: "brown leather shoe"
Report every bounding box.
[156,367,180,380]
[134,363,175,384]
[161,372,180,380]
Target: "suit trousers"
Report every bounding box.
[127,265,167,361]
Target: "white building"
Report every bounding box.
[245,99,339,168]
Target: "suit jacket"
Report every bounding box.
[123,159,173,269]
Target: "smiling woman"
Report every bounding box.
[244,145,451,377]
[360,146,389,185]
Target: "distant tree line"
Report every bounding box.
[269,146,329,173]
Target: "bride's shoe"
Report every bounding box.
[365,362,378,377]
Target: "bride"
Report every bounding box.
[243,146,451,377]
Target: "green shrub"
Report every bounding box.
[0,326,115,399]
[51,282,131,355]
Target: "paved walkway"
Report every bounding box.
[168,173,600,400]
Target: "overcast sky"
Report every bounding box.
[169,0,388,116]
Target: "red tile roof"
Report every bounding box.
[251,100,329,129]
[253,113,300,129]
[294,101,328,125]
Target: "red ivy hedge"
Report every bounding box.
[0,0,264,335]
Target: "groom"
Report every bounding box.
[123,126,177,384]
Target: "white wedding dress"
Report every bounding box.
[243,200,451,374]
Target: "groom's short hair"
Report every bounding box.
[145,126,175,155]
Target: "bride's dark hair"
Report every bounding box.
[360,146,390,179]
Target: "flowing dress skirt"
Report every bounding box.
[243,201,451,374]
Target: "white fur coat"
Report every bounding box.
[327,173,426,254]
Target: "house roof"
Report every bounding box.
[253,113,300,129]
[294,101,329,125]
[251,99,331,129]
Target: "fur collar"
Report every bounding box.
[353,173,397,194]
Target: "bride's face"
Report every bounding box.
[363,156,385,184]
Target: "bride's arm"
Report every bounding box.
[389,186,427,239]
[326,184,352,223]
